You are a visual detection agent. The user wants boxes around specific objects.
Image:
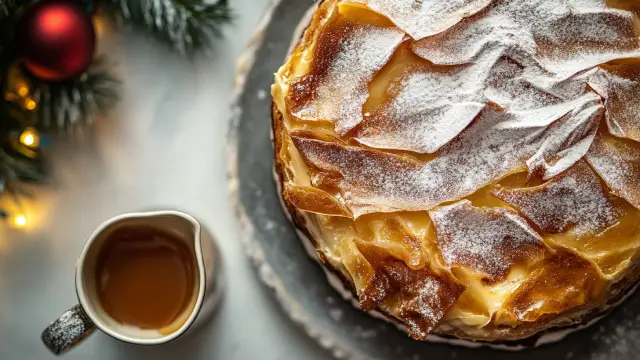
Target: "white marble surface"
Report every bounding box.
[0,1,330,359]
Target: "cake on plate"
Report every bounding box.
[271,0,640,344]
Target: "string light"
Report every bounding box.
[1,200,39,231]
[0,208,28,228]
[25,98,37,111]
[17,85,29,97]
[19,127,40,148]
[10,214,27,229]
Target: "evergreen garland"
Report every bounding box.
[0,0,231,221]
[103,0,233,54]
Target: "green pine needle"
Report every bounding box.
[22,58,120,131]
[102,0,233,54]
[0,0,231,205]
[0,149,42,202]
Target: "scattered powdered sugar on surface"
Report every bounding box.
[587,316,640,360]
[493,161,619,236]
[374,0,639,159]
[329,308,344,322]
[524,96,602,180]
[288,0,639,207]
[566,0,608,8]
[290,22,404,135]
[353,325,378,339]
[264,219,277,231]
[589,66,640,143]
[41,305,93,355]
[411,0,640,78]
[428,200,546,280]
[354,63,486,153]
[292,92,602,217]
[345,0,637,157]
[483,55,561,111]
[281,0,640,340]
[535,8,640,78]
[352,0,493,40]
[398,277,445,339]
[586,136,640,210]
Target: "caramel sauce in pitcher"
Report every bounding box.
[95,227,196,330]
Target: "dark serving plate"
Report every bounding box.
[227,1,640,358]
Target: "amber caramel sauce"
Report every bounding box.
[96,227,196,330]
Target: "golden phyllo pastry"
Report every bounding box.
[272,0,640,343]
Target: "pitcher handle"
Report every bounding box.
[42,304,96,355]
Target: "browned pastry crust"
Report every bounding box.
[271,0,640,344]
[273,100,640,344]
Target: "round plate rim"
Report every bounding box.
[226,2,640,359]
[226,1,359,358]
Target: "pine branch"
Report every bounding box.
[101,0,233,54]
[0,74,45,200]
[22,58,120,131]
[0,149,43,183]
[0,149,42,202]
[1,0,231,207]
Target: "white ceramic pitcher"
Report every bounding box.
[41,211,223,355]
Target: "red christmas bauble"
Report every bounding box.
[16,0,96,81]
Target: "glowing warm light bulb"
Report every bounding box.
[23,134,35,147]
[18,86,29,97]
[12,215,27,228]
[25,99,37,111]
[19,128,40,148]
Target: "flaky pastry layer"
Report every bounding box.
[272,0,640,342]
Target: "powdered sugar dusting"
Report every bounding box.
[412,0,640,78]
[356,43,606,156]
[589,66,640,143]
[524,95,602,180]
[292,92,602,217]
[365,0,640,157]
[428,200,546,281]
[483,55,560,110]
[493,160,619,236]
[588,316,640,360]
[353,64,486,153]
[586,135,640,210]
[535,6,640,78]
[353,0,493,40]
[400,277,445,339]
[329,308,344,322]
[289,21,404,135]
[41,305,94,355]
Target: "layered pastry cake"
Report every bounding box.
[271,0,640,344]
